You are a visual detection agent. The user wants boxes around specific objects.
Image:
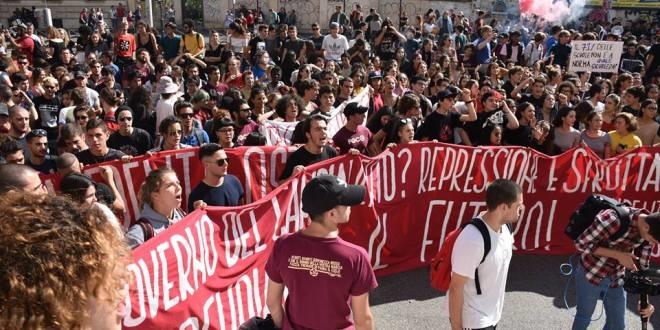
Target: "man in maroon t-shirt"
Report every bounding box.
[333,102,372,155]
[266,175,378,329]
[5,23,35,64]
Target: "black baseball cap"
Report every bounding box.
[302,175,366,216]
[436,86,459,101]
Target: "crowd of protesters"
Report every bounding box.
[0,4,658,328]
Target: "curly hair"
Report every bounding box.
[139,167,177,209]
[0,192,129,329]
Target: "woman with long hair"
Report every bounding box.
[149,116,192,152]
[46,26,66,60]
[636,99,660,146]
[30,67,46,98]
[0,192,129,329]
[126,167,186,248]
[601,94,621,132]
[580,111,612,159]
[275,95,304,122]
[608,112,642,155]
[382,76,399,108]
[227,22,249,58]
[85,31,109,57]
[223,56,244,90]
[552,106,581,154]
[135,21,159,60]
[366,106,394,134]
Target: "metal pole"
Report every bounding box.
[399,0,402,22]
[147,0,154,27]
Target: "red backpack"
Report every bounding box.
[429,218,491,294]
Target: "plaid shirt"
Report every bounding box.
[575,208,651,287]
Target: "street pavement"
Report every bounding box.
[371,254,660,329]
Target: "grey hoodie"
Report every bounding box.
[126,204,185,249]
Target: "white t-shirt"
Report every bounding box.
[322,34,349,62]
[450,218,514,329]
[155,96,178,129]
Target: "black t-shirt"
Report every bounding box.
[284,39,305,56]
[464,110,509,143]
[26,156,57,174]
[33,95,62,141]
[248,36,267,62]
[107,128,153,156]
[279,145,338,180]
[187,175,244,212]
[518,93,544,112]
[646,44,660,77]
[621,105,641,117]
[504,124,533,147]
[415,111,461,142]
[76,148,126,165]
[311,35,324,51]
[502,81,515,99]
[376,33,401,61]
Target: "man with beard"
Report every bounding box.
[76,119,127,165]
[25,129,57,174]
[279,114,338,181]
[32,77,62,146]
[4,23,34,64]
[8,106,31,158]
[0,163,47,195]
[188,143,244,211]
[235,99,259,146]
[175,101,208,147]
[122,49,153,89]
[107,106,153,156]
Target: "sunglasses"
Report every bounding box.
[119,116,132,122]
[30,129,47,137]
[212,158,229,166]
[178,113,195,118]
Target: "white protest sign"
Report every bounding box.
[568,41,624,73]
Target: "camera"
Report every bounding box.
[624,269,660,296]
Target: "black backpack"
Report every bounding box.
[565,194,631,241]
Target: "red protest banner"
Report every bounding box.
[119,143,659,329]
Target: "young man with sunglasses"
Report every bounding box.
[107,106,153,156]
[176,101,209,147]
[32,77,62,145]
[188,143,244,212]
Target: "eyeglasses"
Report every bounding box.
[119,116,132,122]
[167,130,183,136]
[76,115,89,120]
[178,113,195,118]
[30,129,47,137]
[218,127,234,133]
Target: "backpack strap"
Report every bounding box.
[136,217,155,242]
[469,218,491,295]
[193,127,205,146]
[609,205,631,242]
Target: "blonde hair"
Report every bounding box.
[0,192,129,329]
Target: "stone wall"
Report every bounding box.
[0,1,131,31]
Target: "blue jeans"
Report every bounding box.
[572,264,626,330]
